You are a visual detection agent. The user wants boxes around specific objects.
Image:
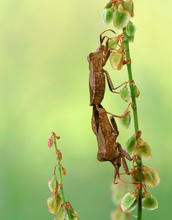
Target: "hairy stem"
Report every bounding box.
[123,27,142,220]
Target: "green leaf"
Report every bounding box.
[113,10,130,29]
[120,192,137,212]
[102,8,114,24]
[142,195,158,210]
[120,86,130,101]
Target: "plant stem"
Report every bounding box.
[123,28,142,220]
[53,136,73,220]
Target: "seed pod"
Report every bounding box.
[123,0,134,17]
[120,111,131,129]
[120,192,137,212]
[102,8,114,24]
[120,86,130,102]
[142,166,160,187]
[113,10,130,29]
[126,22,136,37]
[142,194,158,210]
[109,50,125,70]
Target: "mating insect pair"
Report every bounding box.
[88,29,132,183]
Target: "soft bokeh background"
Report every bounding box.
[1,0,171,219]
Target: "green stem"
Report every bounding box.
[53,136,73,220]
[123,28,142,220]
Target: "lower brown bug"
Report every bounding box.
[92,104,132,183]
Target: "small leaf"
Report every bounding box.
[134,141,152,160]
[142,166,160,187]
[102,8,114,24]
[120,192,137,212]
[142,195,158,210]
[120,112,131,129]
[113,10,130,29]
[109,50,125,70]
[120,86,130,101]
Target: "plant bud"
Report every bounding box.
[56,149,62,162]
[48,136,54,148]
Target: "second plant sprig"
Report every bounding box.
[47,132,79,220]
[102,0,160,219]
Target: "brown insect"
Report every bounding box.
[88,29,118,106]
[92,104,132,184]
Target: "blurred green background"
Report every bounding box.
[1,0,172,219]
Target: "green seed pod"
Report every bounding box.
[123,0,134,17]
[142,194,158,210]
[135,141,152,160]
[126,22,136,37]
[142,166,160,187]
[109,50,125,70]
[56,149,62,162]
[48,174,58,192]
[108,37,119,49]
[134,84,140,97]
[120,86,130,102]
[111,208,126,220]
[126,134,137,154]
[113,10,130,29]
[47,195,62,214]
[54,206,66,220]
[102,8,114,24]
[104,1,113,9]
[120,112,131,129]
[120,192,137,212]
